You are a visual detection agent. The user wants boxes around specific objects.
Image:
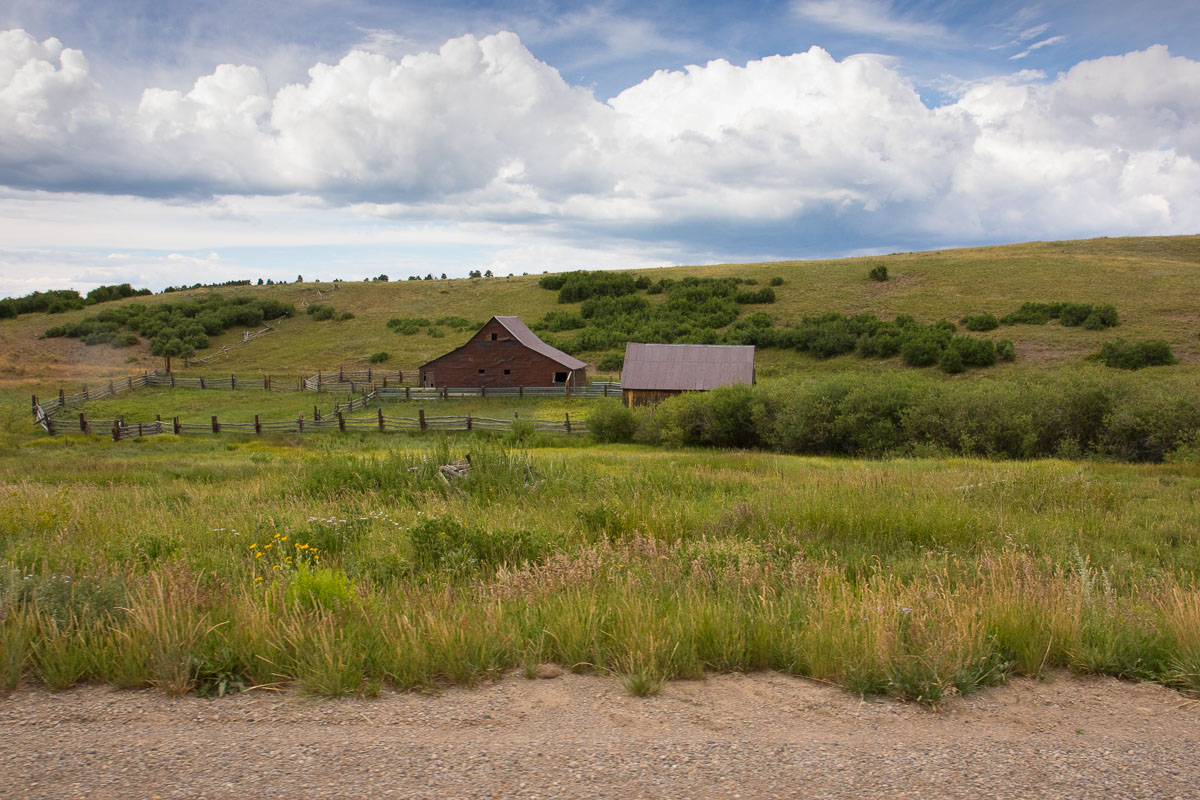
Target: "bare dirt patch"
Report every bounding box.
[2,671,1197,799]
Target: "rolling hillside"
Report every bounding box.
[1,234,1198,392]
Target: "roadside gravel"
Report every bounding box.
[2,670,1198,799]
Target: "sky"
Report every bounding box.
[2,0,1200,296]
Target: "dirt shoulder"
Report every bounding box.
[2,671,1198,799]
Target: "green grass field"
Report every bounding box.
[1,235,1199,700]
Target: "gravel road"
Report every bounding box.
[2,670,1198,799]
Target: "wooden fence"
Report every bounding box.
[32,369,621,435]
[109,409,587,441]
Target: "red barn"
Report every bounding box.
[417,316,588,388]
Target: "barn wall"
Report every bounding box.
[420,318,586,388]
[623,388,682,407]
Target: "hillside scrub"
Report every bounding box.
[1002,302,1119,329]
[41,295,294,356]
[636,371,1200,461]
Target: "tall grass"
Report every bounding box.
[2,434,1200,700]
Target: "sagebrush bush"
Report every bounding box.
[368,351,389,363]
[868,264,888,281]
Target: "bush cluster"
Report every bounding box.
[1094,339,1176,370]
[961,313,1000,331]
[725,312,1011,373]
[368,351,390,363]
[386,317,430,335]
[868,265,888,281]
[42,295,294,355]
[532,276,776,354]
[539,271,646,303]
[161,279,252,293]
[1002,302,1119,329]
[0,283,154,319]
[634,371,1200,462]
[307,304,353,321]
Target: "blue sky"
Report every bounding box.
[2,0,1199,295]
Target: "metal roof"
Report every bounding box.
[492,316,587,370]
[620,343,755,391]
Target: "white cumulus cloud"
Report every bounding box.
[1,28,1199,262]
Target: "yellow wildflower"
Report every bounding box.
[272,564,280,570]
[254,577,263,582]
[249,543,258,549]
[255,552,264,559]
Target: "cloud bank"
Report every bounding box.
[2,27,1199,259]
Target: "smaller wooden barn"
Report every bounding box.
[418,316,587,388]
[620,343,755,407]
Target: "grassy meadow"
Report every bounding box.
[1,235,1199,701]
[2,429,1200,701]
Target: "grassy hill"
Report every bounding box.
[1,234,1198,393]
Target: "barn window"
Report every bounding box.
[503,369,511,375]
[478,369,485,374]
[554,371,568,383]
[490,333,498,341]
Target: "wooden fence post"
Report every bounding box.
[119,415,125,427]
[79,413,87,432]
[166,355,171,373]
[405,386,410,400]
[338,365,344,382]
[382,377,388,389]
[112,423,120,442]
[338,411,345,432]
[565,413,571,434]
[378,407,384,431]
[108,380,114,397]
[604,384,609,397]
[481,386,487,399]
[199,376,206,389]
[313,405,320,422]
[519,386,524,399]
[211,415,220,433]
[399,370,404,383]
[466,413,472,432]
[367,367,372,383]
[442,386,448,401]
[265,374,271,391]
[231,374,237,390]
[127,376,133,390]
[59,388,65,406]
[173,417,181,435]
[419,409,427,430]
[298,415,304,433]
[254,414,261,434]
[350,380,355,394]
[138,422,143,437]
[317,370,322,391]
[82,385,88,401]
[31,395,38,418]
[565,381,571,399]
[170,372,176,388]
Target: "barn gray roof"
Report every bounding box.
[620,343,755,391]
[493,316,587,371]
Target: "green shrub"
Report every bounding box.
[597,351,624,371]
[337,311,355,321]
[939,348,965,374]
[996,339,1016,361]
[1095,339,1176,370]
[368,351,389,363]
[961,313,999,331]
[868,264,888,281]
[900,336,942,367]
[769,276,784,286]
[588,401,638,443]
[307,304,336,321]
[656,384,760,448]
[386,317,430,335]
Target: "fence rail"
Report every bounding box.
[33,369,621,436]
[109,409,587,441]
